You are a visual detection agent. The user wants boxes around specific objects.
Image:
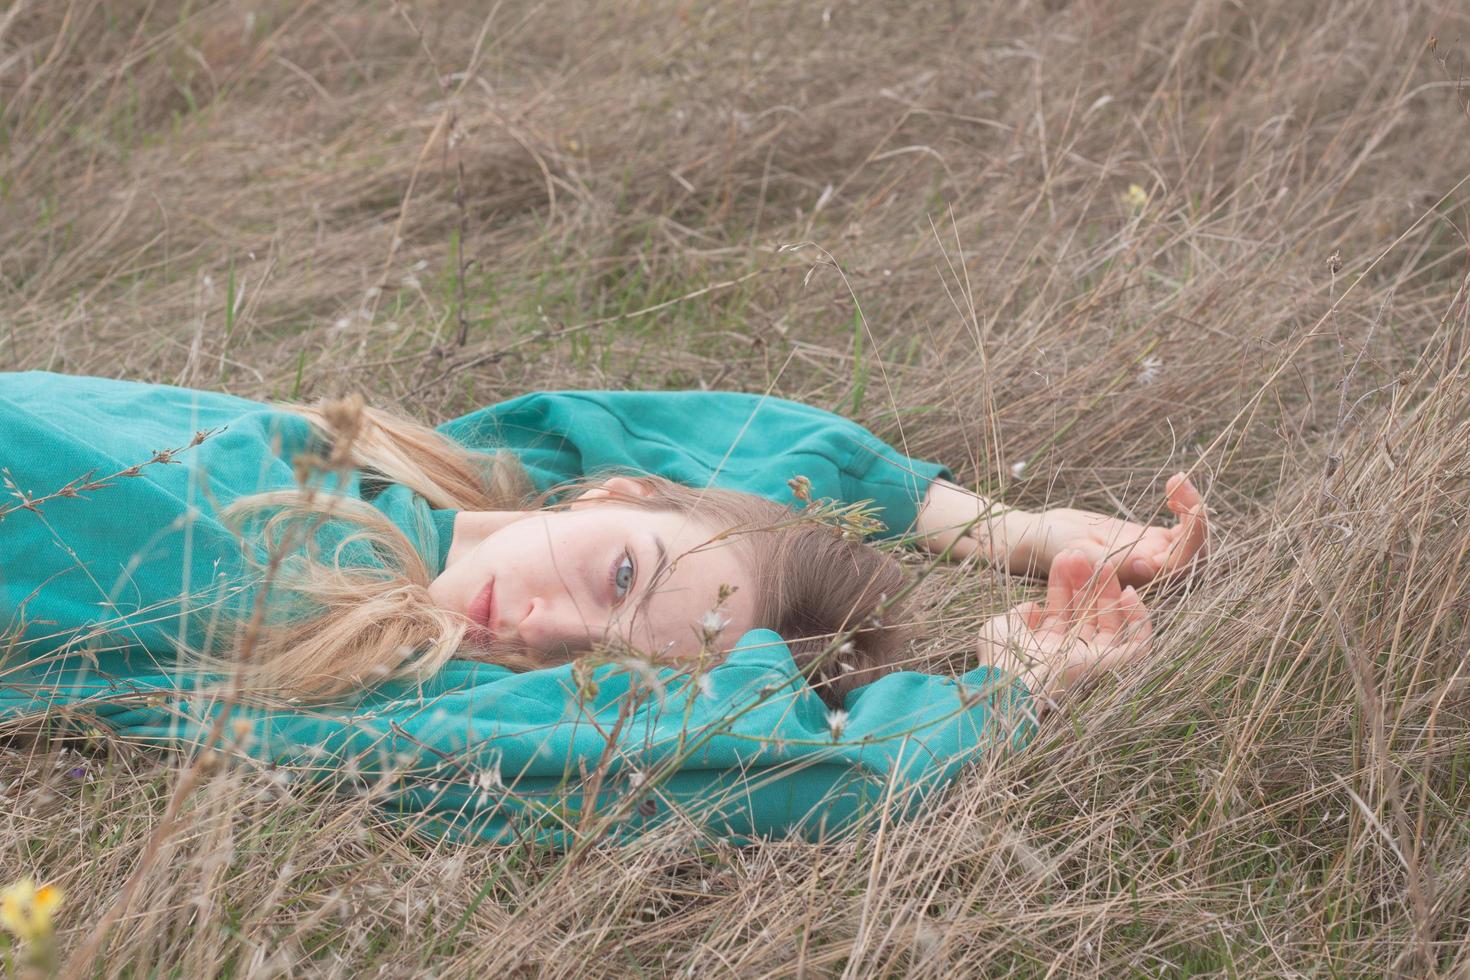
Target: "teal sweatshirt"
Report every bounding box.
[0,372,1035,845]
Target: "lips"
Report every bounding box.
[466,578,497,645]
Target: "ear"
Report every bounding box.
[572,476,653,506]
[601,476,653,498]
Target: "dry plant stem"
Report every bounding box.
[0,431,219,521]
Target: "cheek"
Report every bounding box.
[428,557,472,605]
[725,585,762,638]
[431,541,495,606]
[488,524,590,602]
[425,569,455,607]
[507,529,568,586]
[731,604,760,640]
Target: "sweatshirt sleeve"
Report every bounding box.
[436,391,953,540]
[1,628,1034,846]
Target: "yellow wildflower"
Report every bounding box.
[0,878,63,943]
[1122,183,1149,210]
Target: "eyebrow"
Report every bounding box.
[634,534,670,620]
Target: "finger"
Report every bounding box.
[1094,626,1154,673]
[1088,559,1120,607]
[1123,474,1207,583]
[1011,600,1044,632]
[1094,562,1126,631]
[1068,555,1110,631]
[1120,614,1154,647]
[1070,540,1109,568]
[1115,585,1153,641]
[1166,473,1205,515]
[1126,525,1182,583]
[1057,551,1093,625]
[1164,499,1210,575]
[1069,559,1111,628]
[1169,474,1209,541]
[1119,535,1159,584]
[1044,551,1078,626]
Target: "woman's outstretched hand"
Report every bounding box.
[915,472,1209,588]
[976,549,1155,700]
[1030,472,1209,588]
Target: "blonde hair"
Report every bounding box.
[212,394,914,707]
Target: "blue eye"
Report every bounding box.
[612,550,635,601]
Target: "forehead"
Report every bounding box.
[615,507,757,649]
[642,509,752,598]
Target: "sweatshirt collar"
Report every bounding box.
[429,508,459,577]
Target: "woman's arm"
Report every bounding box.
[440,390,1208,585]
[912,478,1043,573]
[915,472,1210,588]
[437,390,951,539]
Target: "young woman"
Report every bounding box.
[0,371,1207,841]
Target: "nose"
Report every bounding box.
[513,594,603,655]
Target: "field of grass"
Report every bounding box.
[3,0,1470,975]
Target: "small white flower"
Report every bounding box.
[696,673,715,698]
[628,768,646,789]
[826,709,849,739]
[699,610,730,635]
[913,919,943,955]
[475,759,503,793]
[1138,354,1162,386]
[1010,460,1027,479]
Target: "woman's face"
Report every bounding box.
[427,485,759,664]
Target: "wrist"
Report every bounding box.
[1015,507,1072,576]
[989,507,1042,574]
[915,478,1042,570]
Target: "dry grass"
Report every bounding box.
[3,0,1470,974]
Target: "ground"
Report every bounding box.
[2,0,1470,975]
